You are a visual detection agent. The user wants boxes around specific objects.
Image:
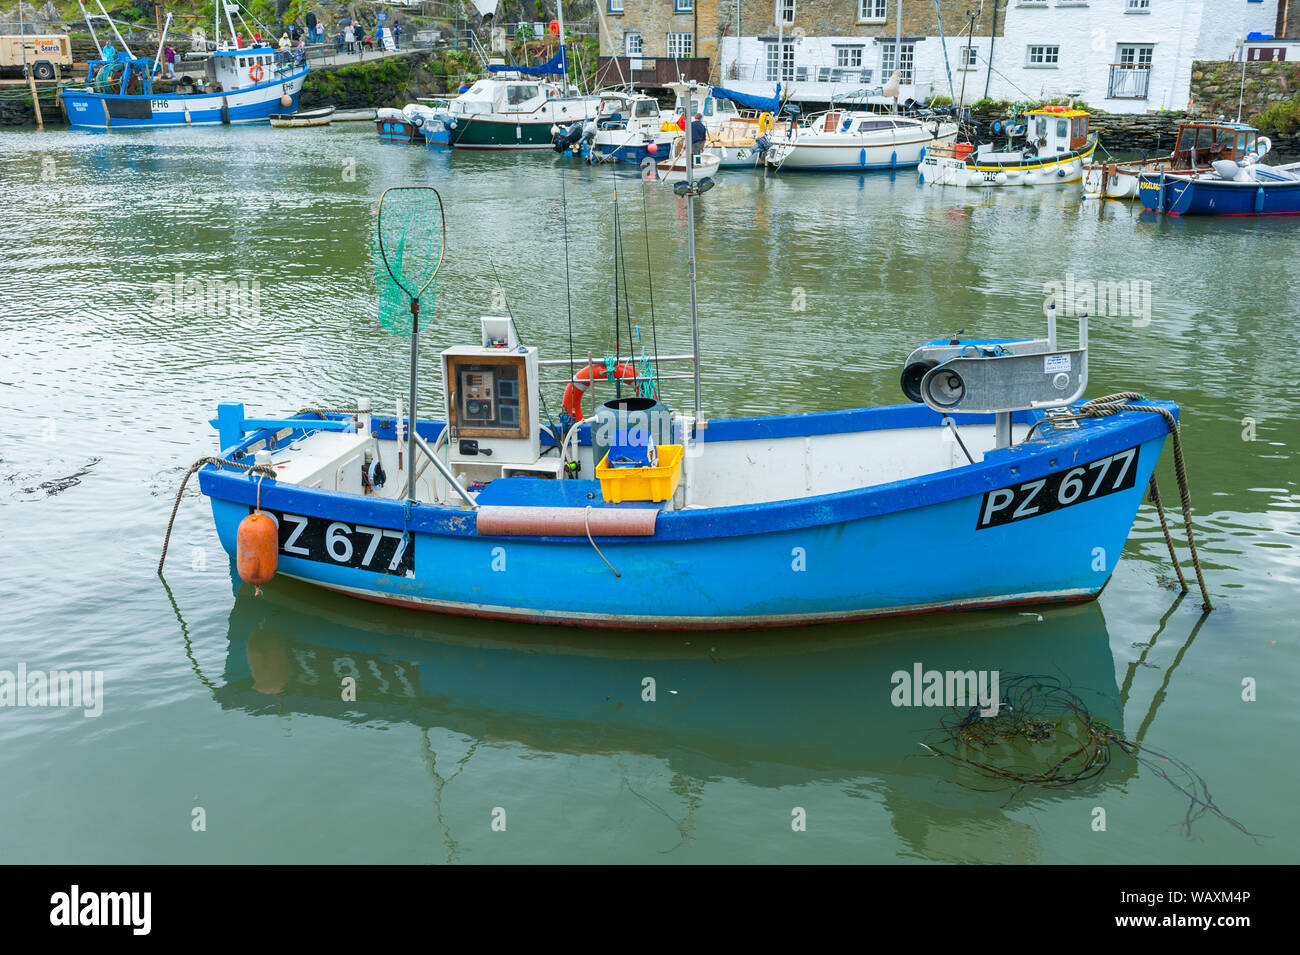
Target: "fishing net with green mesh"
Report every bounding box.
[372,187,446,336]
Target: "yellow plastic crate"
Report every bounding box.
[596,444,684,503]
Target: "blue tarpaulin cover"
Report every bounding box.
[710,83,781,115]
[487,45,566,75]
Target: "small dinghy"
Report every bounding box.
[269,106,334,128]
[184,186,1209,630]
[655,146,721,182]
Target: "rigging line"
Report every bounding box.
[560,163,575,387]
[640,176,662,394]
[486,255,563,446]
[616,176,636,374]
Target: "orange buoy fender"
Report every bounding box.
[237,512,279,585]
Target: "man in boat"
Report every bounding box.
[691,113,707,157]
[279,33,290,52]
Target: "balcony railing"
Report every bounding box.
[1108,63,1151,99]
[594,56,710,87]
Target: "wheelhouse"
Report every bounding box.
[1025,107,1090,155]
[1169,123,1259,169]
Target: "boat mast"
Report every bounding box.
[685,81,702,430]
[556,0,567,91]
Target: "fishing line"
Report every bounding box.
[641,176,663,394]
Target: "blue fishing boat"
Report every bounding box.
[61,5,306,130]
[180,172,1206,630]
[1138,159,1300,216]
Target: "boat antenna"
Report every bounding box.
[684,81,703,431]
[560,162,575,389]
[641,178,662,395]
[374,187,446,506]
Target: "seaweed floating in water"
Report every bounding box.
[921,674,1263,842]
[19,456,101,497]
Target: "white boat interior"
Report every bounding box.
[243,318,1039,514]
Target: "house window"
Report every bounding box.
[675,0,692,11]
[624,32,642,56]
[858,0,887,22]
[959,45,978,69]
[777,0,795,25]
[667,33,693,59]
[1027,45,1060,66]
[766,40,795,81]
[836,46,864,69]
[1117,43,1153,66]
[608,0,623,13]
[1126,0,1150,10]
[880,41,914,82]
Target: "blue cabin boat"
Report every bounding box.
[1138,160,1300,216]
[196,308,1181,630]
[62,44,306,130]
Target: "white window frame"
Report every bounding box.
[958,45,978,70]
[880,40,915,83]
[835,46,864,69]
[1026,44,1060,67]
[766,39,795,82]
[1117,43,1154,66]
[777,0,795,25]
[1126,0,1150,11]
[624,31,642,56]
[666,32,693,59]
[675,0,692,12]
[858,0,887,23]
[608,0,624,13]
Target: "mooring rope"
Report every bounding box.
[296,408,363,418]
[584,506,621,578]
[1027,393,1212,612]
[158,457,276,575]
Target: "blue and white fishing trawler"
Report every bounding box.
[190,164,1193,628]
[194,314,1181,628]
[62,5,306,130]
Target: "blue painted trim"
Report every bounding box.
[200,402,1175,544]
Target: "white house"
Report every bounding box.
[715,0,1282,112]
[984,0,1281,113]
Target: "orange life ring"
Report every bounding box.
[1041,104,1068,113]
[562,361,638,419]
[249,62,264,82]
[548,19,560,35]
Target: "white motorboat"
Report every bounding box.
[764,111,958,171]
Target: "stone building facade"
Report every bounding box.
[598,0,721,66]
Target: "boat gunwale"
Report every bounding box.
[199,401,1175,543]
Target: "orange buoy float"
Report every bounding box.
[562,361,638,419]
[237,511,278,588]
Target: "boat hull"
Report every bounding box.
[767,130,954,171]
[1137,172,1300,215]
[61,67,306,129]
[200,403,1171,630]
[922,140,1097,187]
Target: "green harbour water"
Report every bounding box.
[0,124,1297,863]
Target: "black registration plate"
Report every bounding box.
[976,446,1139,529]
[254,509,414,576]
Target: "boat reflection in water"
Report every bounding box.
[203,574,1178,862]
